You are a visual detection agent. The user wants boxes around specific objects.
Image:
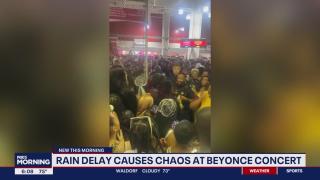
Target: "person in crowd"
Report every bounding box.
[189,68,201,93]
[128,116,163,153]
[155,98,178,138]
[110,66,138,115]
[109,105,132,152]
[137,93,154,117]
[166,120,197,153]
[110,66,127,94]
[121,110,135,140]
[168,62,182,84]
[195,63,205,75]
[190,76,211,112]
[150,73,165,87]
[174,73,196,122]
[195,107,211,152]
[151,65,163,75]
[190,76,211,111]
[200,76,210,91]
[158,79,174,101]
[147,73,165,94]
[201,70,209,77]
[110,94,126,127]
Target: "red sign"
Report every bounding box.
[180,39,207,48]
[242,167,278,175]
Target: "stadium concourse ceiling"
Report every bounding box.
[110,0,210,13]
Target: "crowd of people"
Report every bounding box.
[109,55,212,153]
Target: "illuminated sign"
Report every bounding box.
[180,39,207,48]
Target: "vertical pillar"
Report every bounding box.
[144,0,149,79]
[161,9,170,56]
[187,9,202,59]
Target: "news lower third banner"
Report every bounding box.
[8,147,317,178]
[52,153,305,168]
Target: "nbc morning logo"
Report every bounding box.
[15,153,52,168]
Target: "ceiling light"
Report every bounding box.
[203,6,209,13]
[178,9,184,15]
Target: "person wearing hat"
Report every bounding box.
[155,99,178,138]
[189,68,201,93]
